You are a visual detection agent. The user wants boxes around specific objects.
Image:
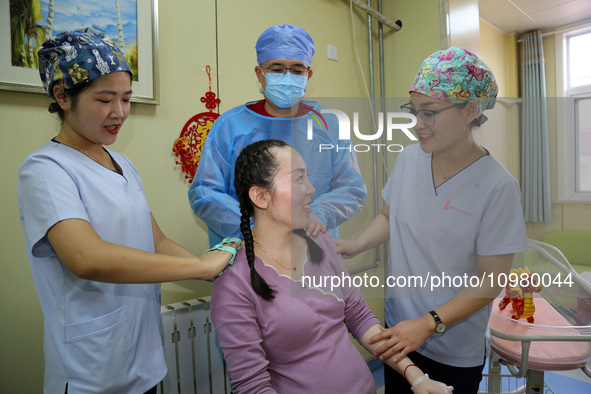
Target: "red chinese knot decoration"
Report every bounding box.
[173,65,220,183]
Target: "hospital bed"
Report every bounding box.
[481,240,591,393]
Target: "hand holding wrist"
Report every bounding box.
[410,373,454,393]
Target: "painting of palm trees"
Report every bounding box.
[9,0,139,81]
[10,0,45,69]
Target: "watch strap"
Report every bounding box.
[428,310,442,325]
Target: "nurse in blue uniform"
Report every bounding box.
[336,47,528,394]
[18,28,238,394]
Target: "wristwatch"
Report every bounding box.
[429,310,446,333]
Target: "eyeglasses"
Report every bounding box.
[260,64,311,76]
[400,102,468,127]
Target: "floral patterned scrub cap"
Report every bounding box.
[410,46,498,125]
[38,27,132,99]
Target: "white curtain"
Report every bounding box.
[521,31,551,222]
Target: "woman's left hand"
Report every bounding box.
[412,376,454,394]
[368,316,433,362]
[306,213,327,237]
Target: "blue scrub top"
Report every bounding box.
[382,143,528,367]
[18,141,166,393]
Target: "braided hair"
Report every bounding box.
[234,140,324,301]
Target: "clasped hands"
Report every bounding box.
[369,316,434,363]
[371,318,454,392]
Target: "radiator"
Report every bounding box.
[159,296,231,394]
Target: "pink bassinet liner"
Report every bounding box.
[490,296,591,370]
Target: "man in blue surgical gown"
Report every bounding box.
[189,24,367,246]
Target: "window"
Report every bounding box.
[555,24,591,201]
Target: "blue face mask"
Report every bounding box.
[261,72,308,108]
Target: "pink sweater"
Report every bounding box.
[211,232,379,393]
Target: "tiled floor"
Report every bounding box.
[543,368,591,393]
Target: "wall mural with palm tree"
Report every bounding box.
[9,0,138,81]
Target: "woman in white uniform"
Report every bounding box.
[336,47,528,393]
[18,28,238,394]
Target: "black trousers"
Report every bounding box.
[144,385,158,394]
[384,350,485,394]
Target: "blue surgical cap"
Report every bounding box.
[255,25,315,65]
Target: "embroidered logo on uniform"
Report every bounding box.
[443,200,474,218]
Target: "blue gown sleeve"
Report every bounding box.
[309,147,367,230]
[188,120,241,240]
